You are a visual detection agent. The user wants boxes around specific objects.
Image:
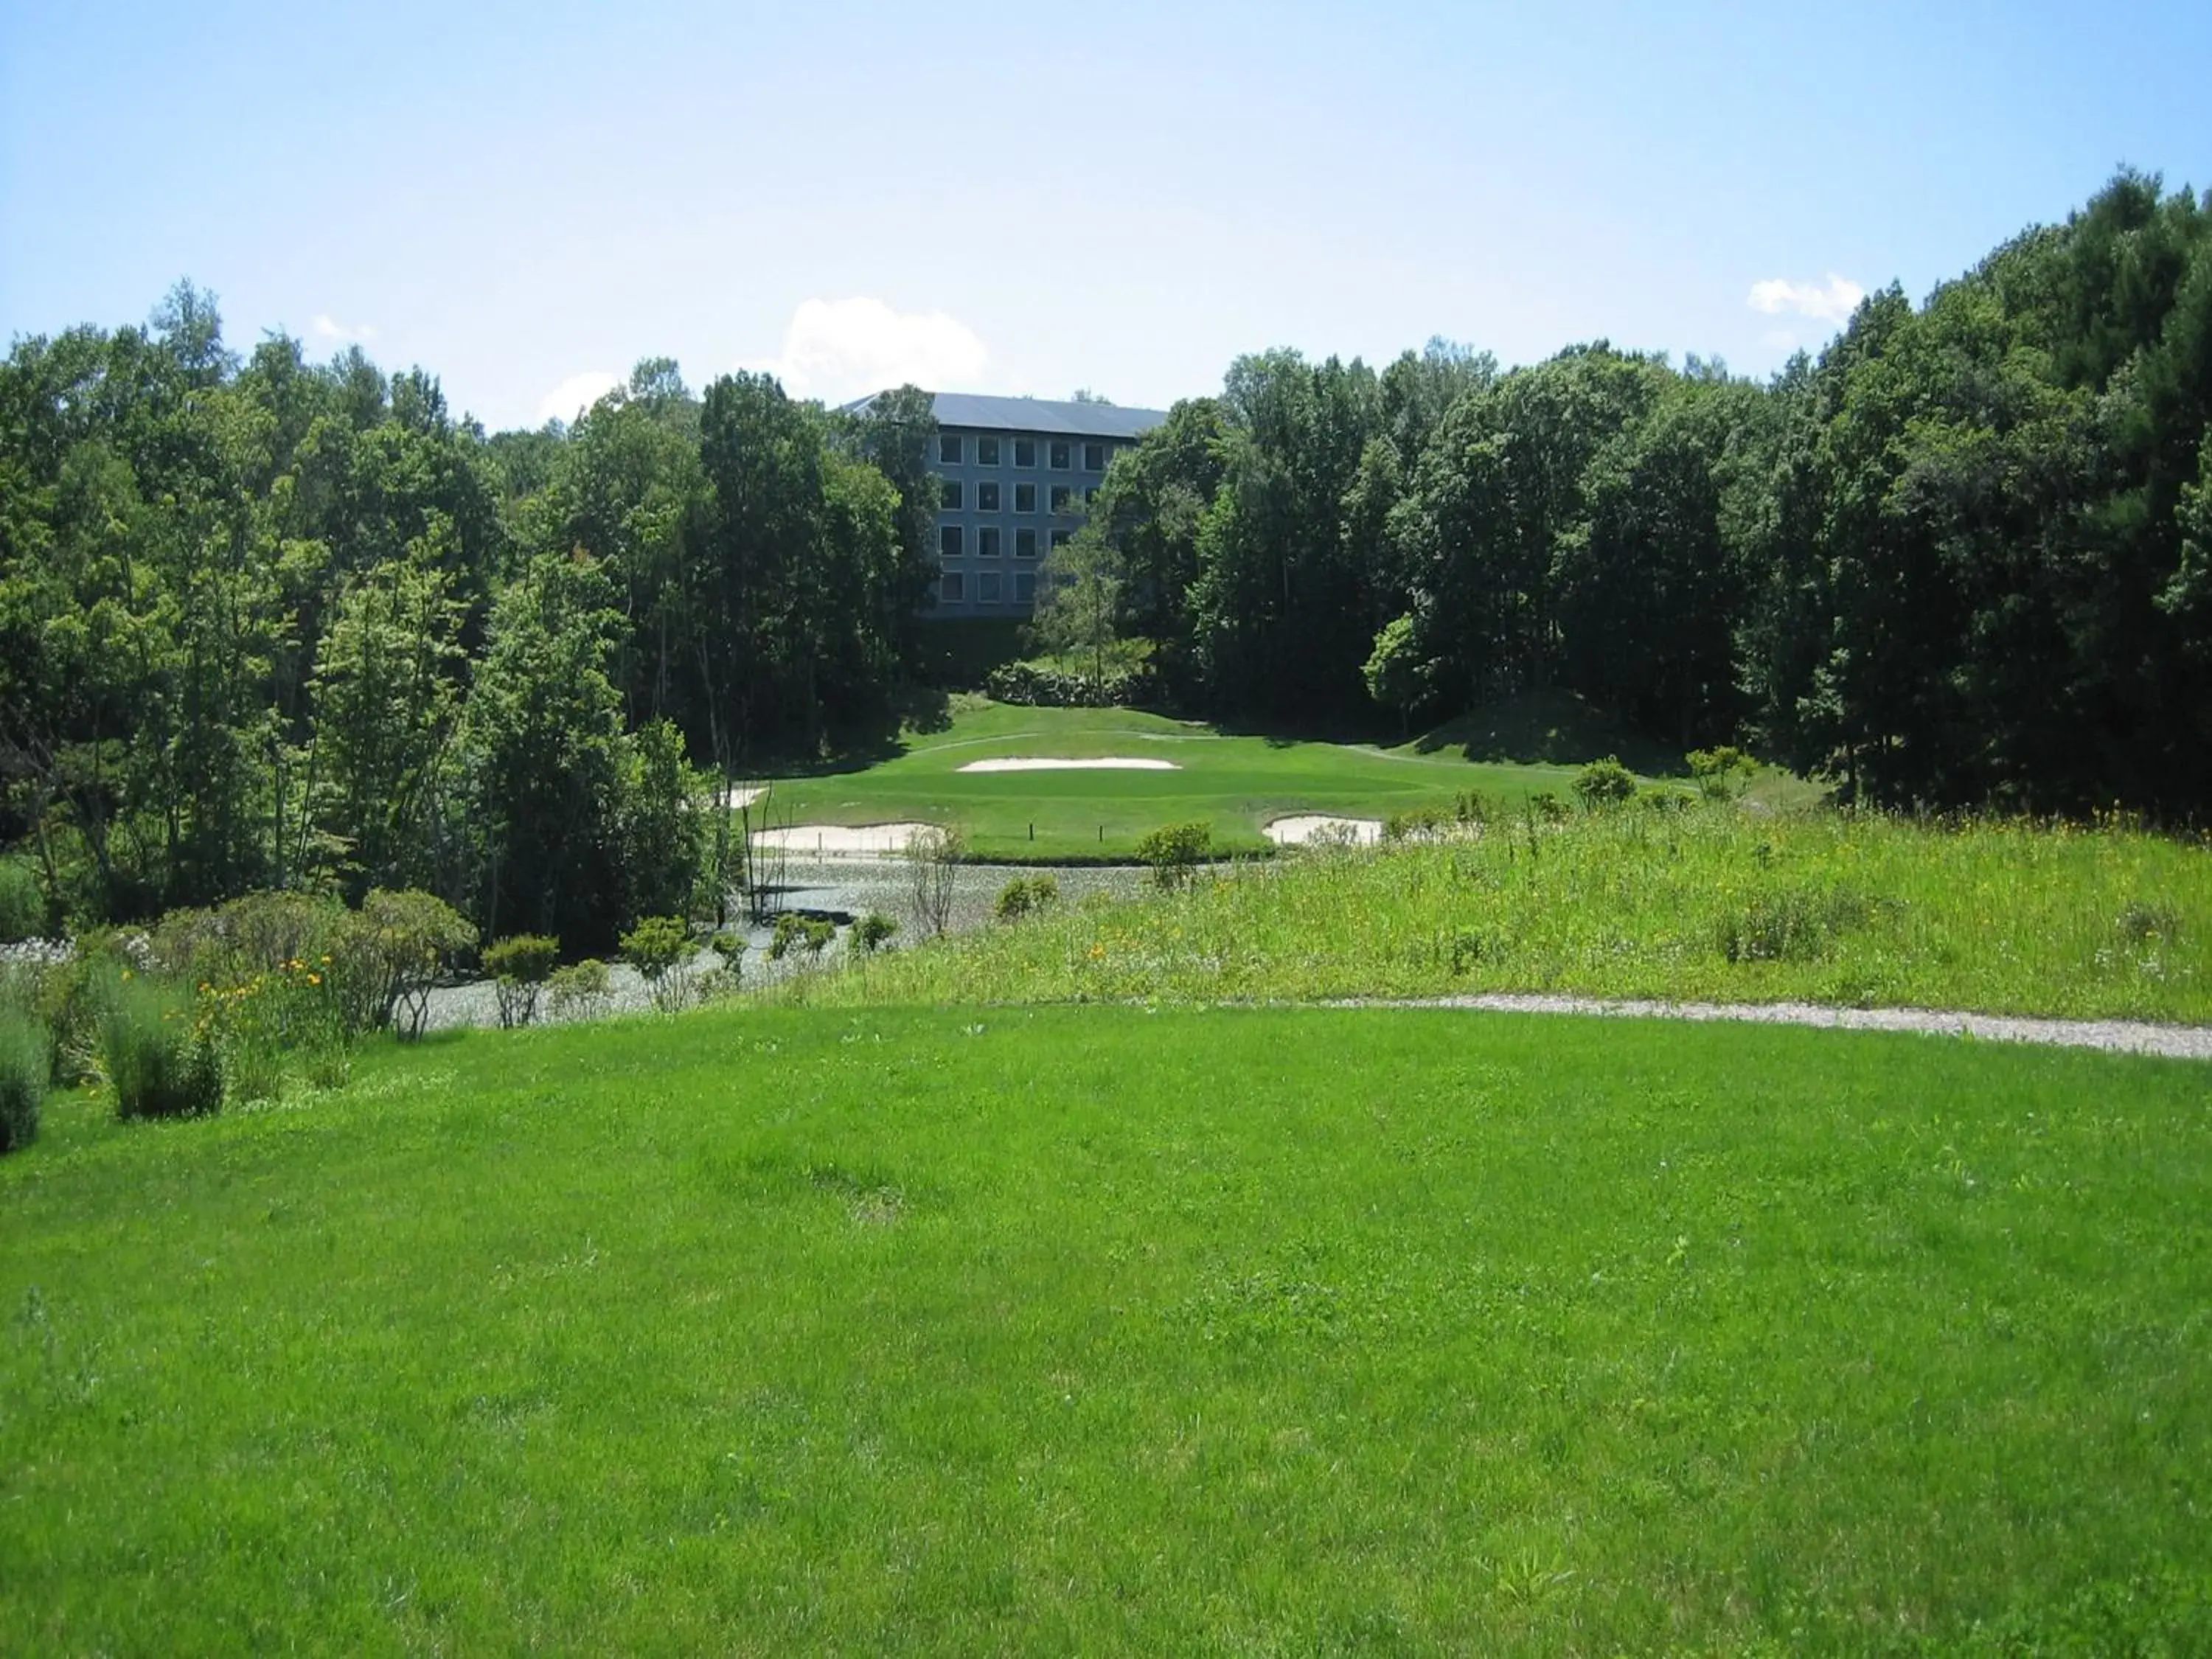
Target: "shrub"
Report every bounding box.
[0,1006,48,1152]
[695,933,749,1003]
[995,874,1060,921]
[1385,806,1450,844]
[548,959,611,1020]
[904,825,964,939]
[1135,821,1211,890]
[346,890,476,1040]
[622,917,699,1013]
[1638,785,1697,814]
[1453,791,1492,827]
[984,659,1155,709]
[0,858,46,942]
[849,911,900,955]
[1573,756,1638,809]
[1528,791,1570,824]
[99,971,222,1120]
[1688,745,1756,799]
[801,919,836,957]
[484,933,560,1029]
[769,913,805,961]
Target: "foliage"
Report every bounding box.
[620,916,698,1012]
[0,1006,47,1152]
[351,888,476,1040]
[97,970,222,1119]
[1135,821,1212,888]
[768,914,835,963]
[0,860,46,942]
[847,911,899,956]
[810,804,2212,1025]
[983,659,1152,709]
[1688,745,1757,799]
[484,933,560,1029]
[995,874,1061,922]
[1573,756,1638,808]
[547,958,611,1020]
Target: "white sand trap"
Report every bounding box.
[753,822,936,856]
[731,784,768,808]
[1266,814,1385,846]
[958,757,1181,773]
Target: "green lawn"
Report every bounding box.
[6,1005,2210,1653]
[758,702,1587,860]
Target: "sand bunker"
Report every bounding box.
[752,822,936,856]
[957,757,1181,773]
[1265,814,1384,846]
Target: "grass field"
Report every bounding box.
[807,802,2212,1023]
[757,702,1592,860]
[5,1004,2210,1654]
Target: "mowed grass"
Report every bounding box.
[810,804,2212,1023]
[5,1004,2211,1654]
[760,702,1582,860]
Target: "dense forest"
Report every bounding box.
[2,170,2208,941]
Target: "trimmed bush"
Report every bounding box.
[0,1006,47,1152]
[99,972,221,1120]
[347,890,476,1040]
[1689,745,1757,799]
[485,934,560,1029]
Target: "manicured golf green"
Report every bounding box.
[6,1004,2209,1653]
[757,702,1582,860]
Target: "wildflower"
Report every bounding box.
[307,973,321,986]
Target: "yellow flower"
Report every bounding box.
[307,973,321,986]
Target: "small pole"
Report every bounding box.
[1029,821,1034,841]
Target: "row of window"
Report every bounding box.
[938,434,1113,472]
[939,481,1096,513]
[942,570,1037,603]
[939,526,1072,558]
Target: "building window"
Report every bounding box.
[1049,484,1071,513]
[1015,571,1036,602]
[939,433,962,465]
[976,436,1001,466]
[941,571,964,602]
[1013,438,1036,468]
[976,481,1000,512]
[1051,529,1071,549]
[1049,440,1071,470]
[978,571,1002,603]
[1014,482,1037,513]
[939,524,963,557]
[1084,442,1107,471]
[940,479,962,510]
[978,526,1001,557]
[1015,527,1037,558]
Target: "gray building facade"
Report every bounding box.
[851,391,1169,616]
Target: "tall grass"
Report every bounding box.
[799,804,2212,1021]
[97,972,222,1120]
[0,1006,46,1152]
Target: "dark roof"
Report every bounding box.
[844,389,1169,440]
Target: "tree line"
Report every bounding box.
[2,169,2206,943]
[0,310,939,945]
[1057,170,2211,815]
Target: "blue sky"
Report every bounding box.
[4,0,2207,430]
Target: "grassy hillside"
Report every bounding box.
[759,702,1586,860]
[5,1005,2209,1653]
[805,803,2212,1023]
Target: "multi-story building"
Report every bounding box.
[849,391,1169,616]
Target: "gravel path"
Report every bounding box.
[1338,992,2212,1061]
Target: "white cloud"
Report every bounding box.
[310,313,376,344]
[739,297,989,404]
[1747,274,1865,324]
[536,369,624,424]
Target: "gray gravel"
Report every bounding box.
[1344,992,2212,1062]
